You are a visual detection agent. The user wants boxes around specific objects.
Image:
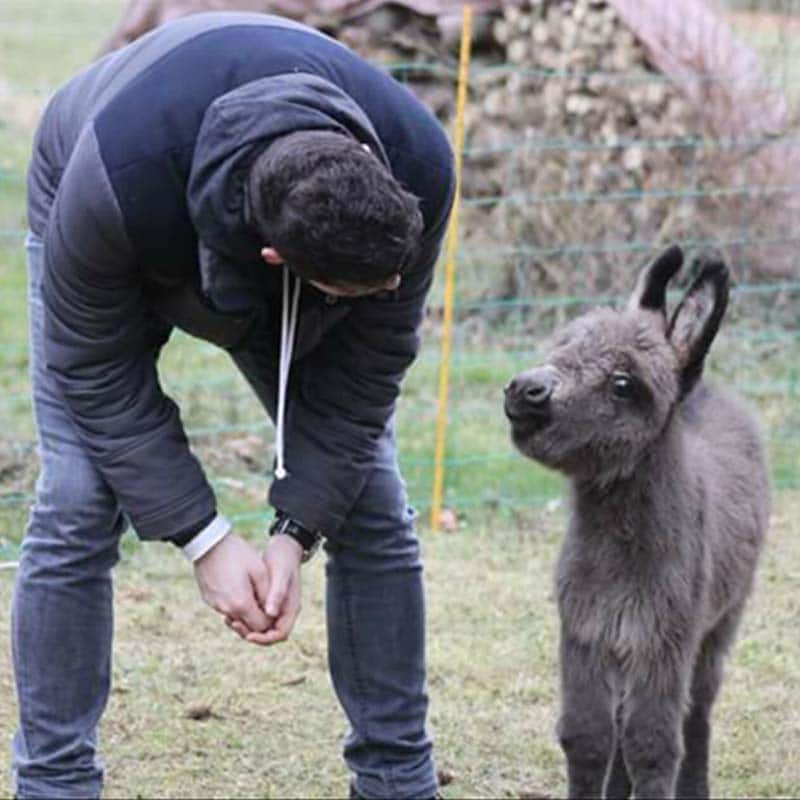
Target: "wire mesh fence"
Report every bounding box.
[1,1,799,559]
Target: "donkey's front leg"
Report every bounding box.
[621,657,690,799]
[558,636,615,799]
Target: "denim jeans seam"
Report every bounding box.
[14,245,40,772]
[341,569,370,741]
[343,560,414,798]
[11,598,33,767]
[341,568,404,798]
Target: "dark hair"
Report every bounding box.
[248,130,424,288]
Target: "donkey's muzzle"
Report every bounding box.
[503,366,557,425]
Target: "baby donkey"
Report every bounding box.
[504,246,769,799]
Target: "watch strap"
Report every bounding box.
[269,513,322,562]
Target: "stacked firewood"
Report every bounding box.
[456,1,706,315]
[467,0,696,193]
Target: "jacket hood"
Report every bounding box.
[187,72,389,310]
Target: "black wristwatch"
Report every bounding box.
[269,512,322,563]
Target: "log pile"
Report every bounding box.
[443,0,710,317]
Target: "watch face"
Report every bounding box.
[300,535,322,563]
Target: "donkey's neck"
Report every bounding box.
[570,417,694,544]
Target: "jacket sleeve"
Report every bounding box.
[269,162,456,535]
[41,126,216,540]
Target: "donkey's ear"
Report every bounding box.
[627,245,684,313]
[667,258,730,398]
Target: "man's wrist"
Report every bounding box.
[270,532,305,561]
[182,514,232,562]
[269,512,322,563]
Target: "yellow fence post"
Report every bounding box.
[430,4,473,532]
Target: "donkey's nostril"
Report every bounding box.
[524,382,552,405]
[506,368,556,409]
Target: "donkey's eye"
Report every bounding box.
[611,373,635,399]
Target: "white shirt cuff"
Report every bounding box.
[182,514,232,562]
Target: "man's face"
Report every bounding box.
[309,273,402,298]
[260,246,401,297]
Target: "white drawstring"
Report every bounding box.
[275,266,301,480]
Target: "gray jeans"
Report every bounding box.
[11,233,436,799]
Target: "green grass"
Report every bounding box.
[2,494,800,798]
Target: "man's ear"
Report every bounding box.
[260,247,285,266]
[383,273,402,291]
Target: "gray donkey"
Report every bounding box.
[503,246,769,799]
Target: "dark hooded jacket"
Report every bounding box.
[27,12,455,542]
